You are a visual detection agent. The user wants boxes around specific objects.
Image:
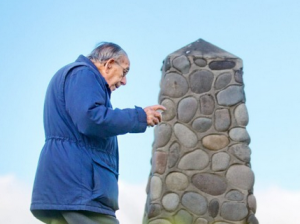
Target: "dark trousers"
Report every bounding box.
[47,211,119,224]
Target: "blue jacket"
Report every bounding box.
[30,55,147,220]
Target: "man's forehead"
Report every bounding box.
[120,55,130,67]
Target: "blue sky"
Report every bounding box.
[1,0,300,223]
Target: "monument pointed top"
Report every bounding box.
[170,38,239,59]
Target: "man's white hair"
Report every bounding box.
[87,42,127,63]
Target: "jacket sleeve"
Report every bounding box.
[64,68,147,138]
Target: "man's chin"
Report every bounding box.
[110,85,118,91]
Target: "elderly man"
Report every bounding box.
[30,42,165,224]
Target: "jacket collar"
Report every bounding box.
[75,55,112,97]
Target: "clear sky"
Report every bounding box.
[1,0,300,223]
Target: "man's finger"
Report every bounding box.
[150,105,166,111]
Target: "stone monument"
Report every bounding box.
[143,39,258,224]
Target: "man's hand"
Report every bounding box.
[144,105,166,127]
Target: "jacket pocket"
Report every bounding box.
[92,157,119,211]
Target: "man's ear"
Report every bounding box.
[106,58,115,69]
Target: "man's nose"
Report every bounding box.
[121,76,127,85]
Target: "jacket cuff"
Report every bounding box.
[133,106,147,132]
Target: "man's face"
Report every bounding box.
[105,55,130,91]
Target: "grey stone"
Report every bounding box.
[199,94,215,115]
[146,176,150,194]
[192,117,212,132]
[178,149,209,170]
[192,173,227,195]
[163,57,171,72]
[229,128,250,143]
[178,97,198,123]
[214,108,231,131]
[208,199,219,218]
[161,73,189,98]
[166,172,189,191]
[216,85,245,106]
[194,58,207,67]
[150,176,162,200]
[225,190,244,201]
[173,55,191,74]
[213,222,232,224]
[229,143,251,162]
[149,219,172,224]
[190,70,214,94]
[202,135,229,150]
[247,214,259,224]
[168,142,180,168]
[220,202,248,221]
[174,210,193,224]
[174,123,198,148]
[248,194,257,213]
[182,192,207,215]
[226,165,254,190]
[161,98,176,121]
[147,203,162,219]
[215,72,232,89]
[234,103,249,126]
[152,152,167,174]
[171,39,237,58]
[154,123,172,148]
[212,152,230,171]
[194,218,208,224]
[234,69,243,84]
[209,60,236,70]
[162,193,180,211]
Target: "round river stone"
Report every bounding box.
[174,123,198,148]
[212,152,230,171]
[149,219,172,224]
[226,165,254,190]
[194,58,207,67]
[178,97,198,123]
[154,123,172,147]
[234,69,243,83]
[166,172,189,191]
[208,199,219,218]
[174,210,193,224]
[152,152,167,174]
[150,176,162,200]
[190,70,214,94]
[194,218,208,224]
[182,192,207,215]
[202,135,229,150]
[192,117,212,132]
[220,201,248,221]
[173,55,191,74]
[161,98,176,121]
[192,173,227,195]
[229,127,250,143]
[248,194,257,213]
[225,190,244,201]
[209,60,236,70]
[215,72,232,90]
[199,94,215,115]
[234,103,249,126]
[163,57,171,72]
[229,143,251,162]
[178,149,209,170]
[161,72,189,98]
[147,203,162,219]
[162,193,180,211]
[168,142,180,168]
[214,108,231,131]
[247,214,259,224]
[216,85,245,106]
